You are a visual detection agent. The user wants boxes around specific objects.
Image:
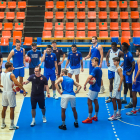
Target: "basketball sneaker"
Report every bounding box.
[136,108,140,112]
[125,102,133,108]
[82,118,92,123]
[116,114,121,119]
[53,94,59,99]
[106,97,112,103]
[91,116,98,121]
[1,124,6,129]
[43,117,47,123]
[9,125,19,130]
[121,99,127,104]
[108,115,117,121]
[0,89,3,93]
[126,110,137,116]
[30,121,36,127]
[74,122,79,128]
[59,125,67,130]
[99,86,105,94]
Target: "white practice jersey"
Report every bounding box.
[108,49,120,72]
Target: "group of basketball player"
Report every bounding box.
[1,36,140,130]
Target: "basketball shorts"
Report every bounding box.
[108,70,115,79]
[31,96,45,109]
[132,82,140,92]
[2,92,16,107]
[68,67,80,75]
[13,67,24,78]
[61,94,76,109]
[44,69,56,81]
[58,65,61,76]
[29,68,35,75]
[123,72,132,84]
[112,90,121,99]
[88,90,98,101]
[0,66,2,73]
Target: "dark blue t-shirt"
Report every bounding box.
[28,74,48,97]
[53,49,64,63]
[27,50,42,68]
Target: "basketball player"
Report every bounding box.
[26,43,42,75]
[108,57,123,121]
[65,44,84,85]
[121,42,135,108]
[1,62,26,130]
[84,36,105,94]
[126,48,140,115]
[50,40,65,89]
[0,51,3,93]
[55,69,82,130]
[23,66,49,126]
[41,45,58,99]
[7,39,25,93]
[106,42,124,103]
[82,57,102,123]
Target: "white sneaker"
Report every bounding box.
[1,124,6,129]
[99,86,105,94]
[30,121,36,127]
[43,117,47,123]
[9,125,19,130]
[116,113,122,119]
[53,94,59,100]
[108,115,117,121]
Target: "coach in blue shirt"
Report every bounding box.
[26,43,42,75]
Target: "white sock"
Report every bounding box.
[62,121,65,126]
[75,119,78,123]
[133,107,136,111]
[95,112,98,117]
[130,98,133,103]
[118,109,121,115]
[110,92,112,97]
[123,94,126,100]
[43,115,45,118]
[88,113,92,119]
[114,110,117,116]
[32,118,35,123]
[2,118,5,124]
[53,90,56,96]
[11,119,14,126]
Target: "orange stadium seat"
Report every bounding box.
[6,12,15,20]
[77,12,85,19]
[120,12,129,19]
[88,11,96,19]
[23,37,33,46]
[4,23,13,30]
[77,31,85,37]
[45,1,54,9]
[0,1,6,9]
[88,31,97,37]
[129,1,138,8]
[13,31,22,38]
[98,11,107,19]
[110,31,119,37]
[121,22,130,30]
[130,11,139,19]
[8,1,16,9]
[16,12,25,20]
[88,22,96,30]
[55,22,64,30]
[13,37,21,46]
[109,12,118,19]
[121,37,130,45]
[122,31,131,39]
[88,1,96,8]
[119,1,127,8]
[99,31,108,37]
[99,22,108,30]
[132,22,140,30]
[0,22,2,30]
[133,31,140,37]
[0,12,4,19]
[77,22,85,30]
[55,12,64,19]
[65,31,74,38]
[110,22,119,30]
[0,37,9,46]
[66,1,75,9]
[77,1,85,9]
[109,1,117,8]
[66,12,75,19]
[54,31,63,38]
[44,22,53,30]
[42,31,51,38]
[66,22,74,30]
[15,23,24,30]
[98,1,107,8]
[45,12,53,19]
[18,1,26,9]
[2,31,11,39]
[56,1,64,9]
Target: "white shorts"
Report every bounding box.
[68,68,80,75]
[88,90,98,101]
[61,94,76,109]
[2,92,16,107]
[112,90,121,99]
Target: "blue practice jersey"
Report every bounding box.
[134,61,140,82]
[89,67,102,92]
[13,47,24,68]
[61,76,75,96]
[27,50,42,68]
[68,51,82,69]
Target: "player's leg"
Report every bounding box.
[116,91,121,119]
[1,106,7,129]
[29,68,34,76]
[74,68,80,91]
[51,80,58,99]
[19,67,24,93]
[44,72,49,99]
[99,79,105,94]
[57,65,61,89]
[122,76,128,104]
[75,74,79,83]
[0,67,2,92]
[92,99,99,121]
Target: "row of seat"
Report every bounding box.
[42,31,140,38]
[2,31,22,39]
[45,1,138,9]
[43,22,140,31]
[0,12,25,20]
[0,1,26,9]
[45,11,139,20]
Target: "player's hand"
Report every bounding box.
[84,57,87,60]
[44,50,47,54]
[81,68,84,72]
[47,94,50,98]
[99,64,102,68]
[133,79,136,85]
[58,61,63,65]
[84,85,86,91]
[126,72,131,76]
[107,63,110,67]
[65,67,67,70]
[118,86,121,92]
[56,71,58,75]
[24,63,26,67]
[38,64,41,67]
[23,91,26,97]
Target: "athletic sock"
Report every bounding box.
[123,94,126,100]
[88,113,92,119]
[95,112,98,117]
[118,109,121,115]
[109,92,112,98]
[53,90,56,96]
[32,118,35,123]
[114,110,117,116]
[62,121,65,126]
[11,119,14,126]
[43,115,45,118]
[130,98,133,103]
[133,107,136,111]
[75,119,78,123]
[2,118,5,124]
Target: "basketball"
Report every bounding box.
[89,77,96,85]
[12,84,20,92]
[25,57,31,63]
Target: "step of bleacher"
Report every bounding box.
[27,6,45,11]
[26,16,44,22]
[28,0,46,6]
[24,32,42,37]
[27,10,45,15]
[24,27,43,33]
[25,21,44,26]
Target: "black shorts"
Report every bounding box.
[58,65,61,76]
[31,96,45,109]
[0,66,2,73]
[29,68,35,75]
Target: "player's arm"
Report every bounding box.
[84,75,93,91]
[55,61,58,74]
[65,59,70,69]
[133,59,140,84]
[118,51,124,67]
[98,45,103,68]
[58,53,66,65]
[23,48,26,66]
[7,50,14,62]
[55,77,63,95]
[74,81,82,94]
[85,47,91,60]
[11,74,26,96]
[126,61,135,75]
[106,49,111,67]
[0,57,3,67]
[45,85,49,95]
[41,50,46,62]
[23,80,30,85]
[117,68,123,91]
[80,60,84,72]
